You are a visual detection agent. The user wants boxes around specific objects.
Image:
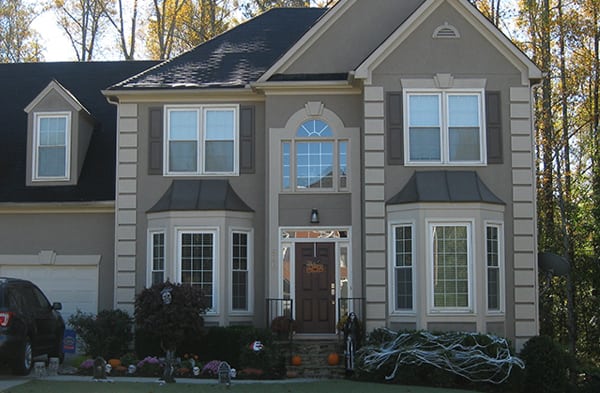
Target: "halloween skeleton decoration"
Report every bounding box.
[343,312,361,372]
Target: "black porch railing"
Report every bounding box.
[265,298,294,339]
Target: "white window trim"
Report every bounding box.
[175,227,220,315]
[164,105,239,177]
[427,220,475,314]
[229,228,254,315]
[147,229,167,288]
[32,112,71,181]
[283,135,350,193]
[485,221,505,314]
[403,89,486,166]
[388,221,416,315]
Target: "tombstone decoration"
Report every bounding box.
[218,361,232,386]
[47,357,60,377]
[92,357,113,382]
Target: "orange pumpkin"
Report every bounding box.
[327,352,339,366]
[108,358,122,368]
[291,355,302,366]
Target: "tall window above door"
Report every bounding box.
[165,105,238,176]
[282,120,349,192]
[405,91,485,165]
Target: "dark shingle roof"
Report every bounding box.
[109,8,327,90]
[148,180,254,213]
[387,171,505,205]
[0,61,159,203]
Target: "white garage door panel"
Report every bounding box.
[0,265,99,323]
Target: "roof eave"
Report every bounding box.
[102,86,262,102]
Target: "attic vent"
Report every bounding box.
[433,22,460,39]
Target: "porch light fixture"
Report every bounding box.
[310,209,320,224]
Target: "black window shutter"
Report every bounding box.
[240,105,255,174]
[485,91,503,164]
[148,107,163,175]
[387,92,404,165]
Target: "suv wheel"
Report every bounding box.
[12,337,33,375]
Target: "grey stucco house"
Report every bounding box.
[1,0,541,349]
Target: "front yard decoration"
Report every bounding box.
[327,352,340,366]
[358,329,524,385]
[341,312,361,372]
[134,281,209,383]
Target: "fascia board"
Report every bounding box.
[102,87,264,103]
[354,0,440,83]
[257,0,356,83]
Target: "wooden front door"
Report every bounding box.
[295,242,336,333]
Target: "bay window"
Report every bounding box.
[431,223,471,310]
[393,225,414,311]
[179,231,215,309]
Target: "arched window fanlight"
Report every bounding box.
[296,120,333,137]
[433,22,460,39]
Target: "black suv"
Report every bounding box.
[0,277,65,375]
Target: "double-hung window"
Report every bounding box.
[282,119,348,191]
[166,106,238,175]
[486,224,503,312]
[431,223,471,311]
[33,112,70,180]
[392,225,414,312]
[406,91,484,165]
[150,232,166,285]
[232,231,251,312]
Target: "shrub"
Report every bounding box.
[519,335,572,393]
[68,309,133,359]
[134,281,208,353]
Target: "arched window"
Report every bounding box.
[282,120,348,191]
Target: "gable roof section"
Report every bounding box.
[354,0,542,85]
[108,8,326,90]
[24,79,89,115]
[258,0,428,82]
[0,61,158,204]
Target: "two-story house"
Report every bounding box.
[102,0,541,349]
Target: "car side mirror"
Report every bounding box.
[52,302,62,311]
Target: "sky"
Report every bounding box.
[31,11,73,62]
[29,0,522,63]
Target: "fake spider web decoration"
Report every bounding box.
[358,330,524,384]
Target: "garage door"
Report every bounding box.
[0,265,98,324]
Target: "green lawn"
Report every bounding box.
[5,379,478,393]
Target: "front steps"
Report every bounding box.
[284,336,348,379]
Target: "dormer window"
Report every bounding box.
[33,112,71,181]
[25,80,94,187]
